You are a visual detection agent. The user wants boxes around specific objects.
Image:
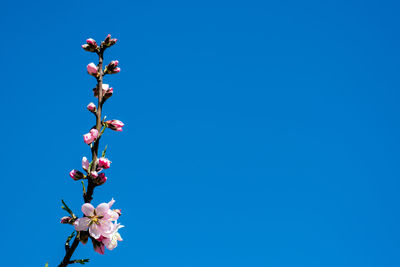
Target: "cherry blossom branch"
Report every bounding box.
[57,35,123,267]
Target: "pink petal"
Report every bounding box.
[103,237,118,250]
[90,129,99,139]
[107,210,119,221]
[82,203,95,216]
[108,198,115,208]
[82,157,89,171]
[102,84,109,91]
[96,203,110,216]
[74,217,91,231]
[89,224,102,239]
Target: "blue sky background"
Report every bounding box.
[1,0,400,266]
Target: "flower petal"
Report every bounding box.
[82,203,95,216]
[107,210,119,221]
[96,203,110,216]
[108,198,115,208]
[74,217,90,231]
[89,224,102,239]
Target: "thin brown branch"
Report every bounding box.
[58,45,107,267]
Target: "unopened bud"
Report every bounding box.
[103,34,118,47]
[69,169,85,181]
[94,173,107,185]
[92,238,105,255]
[104,120,124,131]
[79,231,89,245]
[93,83,114,99]
[104,87,114,99]
[82,157,89,171]
[86,38,97,47]
[82,44,97,52]
[104,60,120,74]
[90,128,99,139]
[90,171,98,178]
[87,102,96,113]
[98,157,111,169]
[60,216,74,224]
[87,63,99,76]
[82,38,99,53]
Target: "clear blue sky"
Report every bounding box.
[1,0,400,266]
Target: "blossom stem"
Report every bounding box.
[58,46,106,267]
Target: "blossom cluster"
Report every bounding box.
[74,199,123,253]
[69,156,111,185]
[61,34,125,260]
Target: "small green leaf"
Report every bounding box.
[61,200,75,218]
[101,145,108,157]
[81,180,86,194]
[88,161,93,172]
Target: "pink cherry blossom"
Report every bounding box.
[91,171,98,178]
[107,198,120,221]
[82,157,89,171]
[74,202,116,239]
[98,157,111,169]
[87,63,98,76]
[102,222,124,250]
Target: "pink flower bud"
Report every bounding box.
[98,157,111,169]
[90,171,98,178]
[87,63,98,76]
[83,133,94,144]
[90,128,99,139]
[103,34,118,47]
[82,157,89,171]
[69,169,85,180]
[104,87,113,99]
[104,60,120,74]
[86,38,97,47]
[82,43,98,52]
[92,239,105,255]
[87,102,96,113]
[60,216,74,224]
[95,173,107,185]
[105,120,124,131]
